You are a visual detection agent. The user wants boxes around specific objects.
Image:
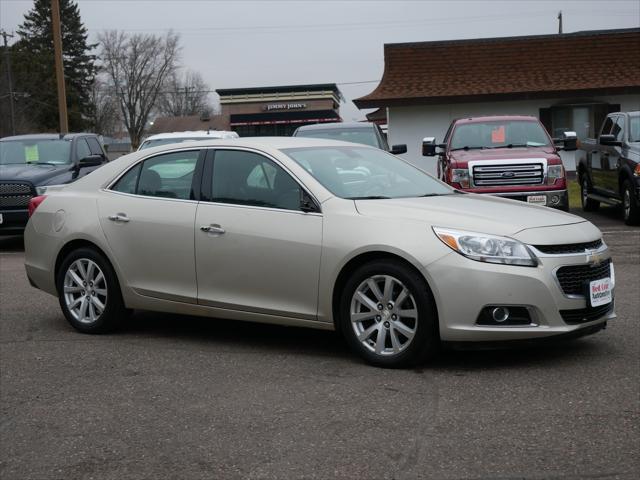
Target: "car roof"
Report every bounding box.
[295,122,376,132]
[142,130,238,141]
[0,133,97,141]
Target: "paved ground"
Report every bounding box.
[1,206,638,480]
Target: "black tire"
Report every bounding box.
[56,247,126,333]
[338,259,439,368]
[580,176,600,212]
[622,179,640,226]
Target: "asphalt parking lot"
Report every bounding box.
[1,206,638,480]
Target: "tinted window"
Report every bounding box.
[612,116,625,142]
[211,150,301,211]
[76,139,91,160]
[86,137,104,156]
[630,116,640,143]
[601,116,615,136]
[111,151,199,199]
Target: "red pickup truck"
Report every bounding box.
[422,115,577,210]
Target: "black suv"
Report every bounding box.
[0,133,108,235]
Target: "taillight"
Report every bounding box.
[28,195,47,217]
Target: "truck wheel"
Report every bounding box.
[622,179,640,226]
[580,177,600,212]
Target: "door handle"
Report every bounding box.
[200,224,225,234]
[108,213,130,223]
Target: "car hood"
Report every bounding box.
[354,193,600,243]
[449,147,561,166]
[0,163,72,185]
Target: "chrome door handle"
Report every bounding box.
[200,224,225,234]
[108,213,130,223]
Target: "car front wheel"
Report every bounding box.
[339,260,439,368]
[56,247,126,333]
[622,179,640,226]
[580,177,600,212]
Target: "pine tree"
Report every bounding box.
[14,0,96,131]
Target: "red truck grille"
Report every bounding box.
[472,163,544,186]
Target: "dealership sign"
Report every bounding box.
[263,103,307,111]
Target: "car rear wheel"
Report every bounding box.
[56,247,126,333]
[339,260,439,368]
[580,177,600,212]
[622,179,640,226]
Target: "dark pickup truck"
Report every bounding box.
[0,133,108,235]
[577,111,640,225]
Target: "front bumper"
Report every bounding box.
[485,189,568,209]
[0,209,28,235]
[425,247,615,343]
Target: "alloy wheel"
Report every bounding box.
[350,274,418,356]
[623,187,631,220]
[63,259,108,324]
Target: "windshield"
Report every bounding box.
[295,128,380,148]
[451,120,551,150]
[283,146,452,199]
[629,115,640,143]
[0,139,72,165]
[139,137,212,150]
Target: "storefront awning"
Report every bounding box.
[230,110,341,126]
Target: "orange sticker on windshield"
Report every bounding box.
[491,126,505,143]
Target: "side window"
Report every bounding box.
[76,139,91,160]
[111,150,199,199]
[612,116,625,142]
[600,116,615,136]
[86,137,104,156]
[112,163,141,194]
[211,150,301,211]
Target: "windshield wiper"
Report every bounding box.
[484,143,529,149]
[346,195,391,200]
[449,146,485,151]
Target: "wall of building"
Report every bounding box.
[388,94,640,174]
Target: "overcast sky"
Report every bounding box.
[1,0,639,121]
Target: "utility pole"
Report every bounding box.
[51,0,68,133]
[557,11,563,34]
[0,29,16,136]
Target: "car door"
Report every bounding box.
[97,149,204,303]
[604,115,625,195]
[194,148,323,320]
[591,116,614,194]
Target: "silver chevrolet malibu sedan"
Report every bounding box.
[24,138,615,367]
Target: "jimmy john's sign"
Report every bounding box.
[263,103,307,111]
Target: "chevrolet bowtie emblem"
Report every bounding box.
[586,249,603,266]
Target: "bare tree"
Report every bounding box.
[157,70,212,117]
[98,30,179,148]
[89,75,121,137]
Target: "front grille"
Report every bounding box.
[556,260,611,296]
[560,303,614,325]
[472,163,544,186]
[534,239,603,255]
[0,182,34,209]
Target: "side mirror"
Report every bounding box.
[562,131,577,151]
[422,137,437,156]
[390,144,407,155]
[78,154,104,168]
[599,134,621,147]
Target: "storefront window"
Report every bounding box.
[540,103,619,140]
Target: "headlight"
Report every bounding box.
[433,227,538,267]
[547,164,565,185]
[36,184,64,195]
[451,169,470,188]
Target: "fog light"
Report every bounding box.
[492,307,510,323]
[550,195,560,205]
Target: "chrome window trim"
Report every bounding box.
[204,145,323,214]
[100,189,200,205]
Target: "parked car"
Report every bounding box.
[293,122,407,154]
[138,130,239,150]
[25,138,614,367]
[0,133,108,235]
[423,115,577,210]
[576,111,640,225]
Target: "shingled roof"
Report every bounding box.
[354,28,640,108]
